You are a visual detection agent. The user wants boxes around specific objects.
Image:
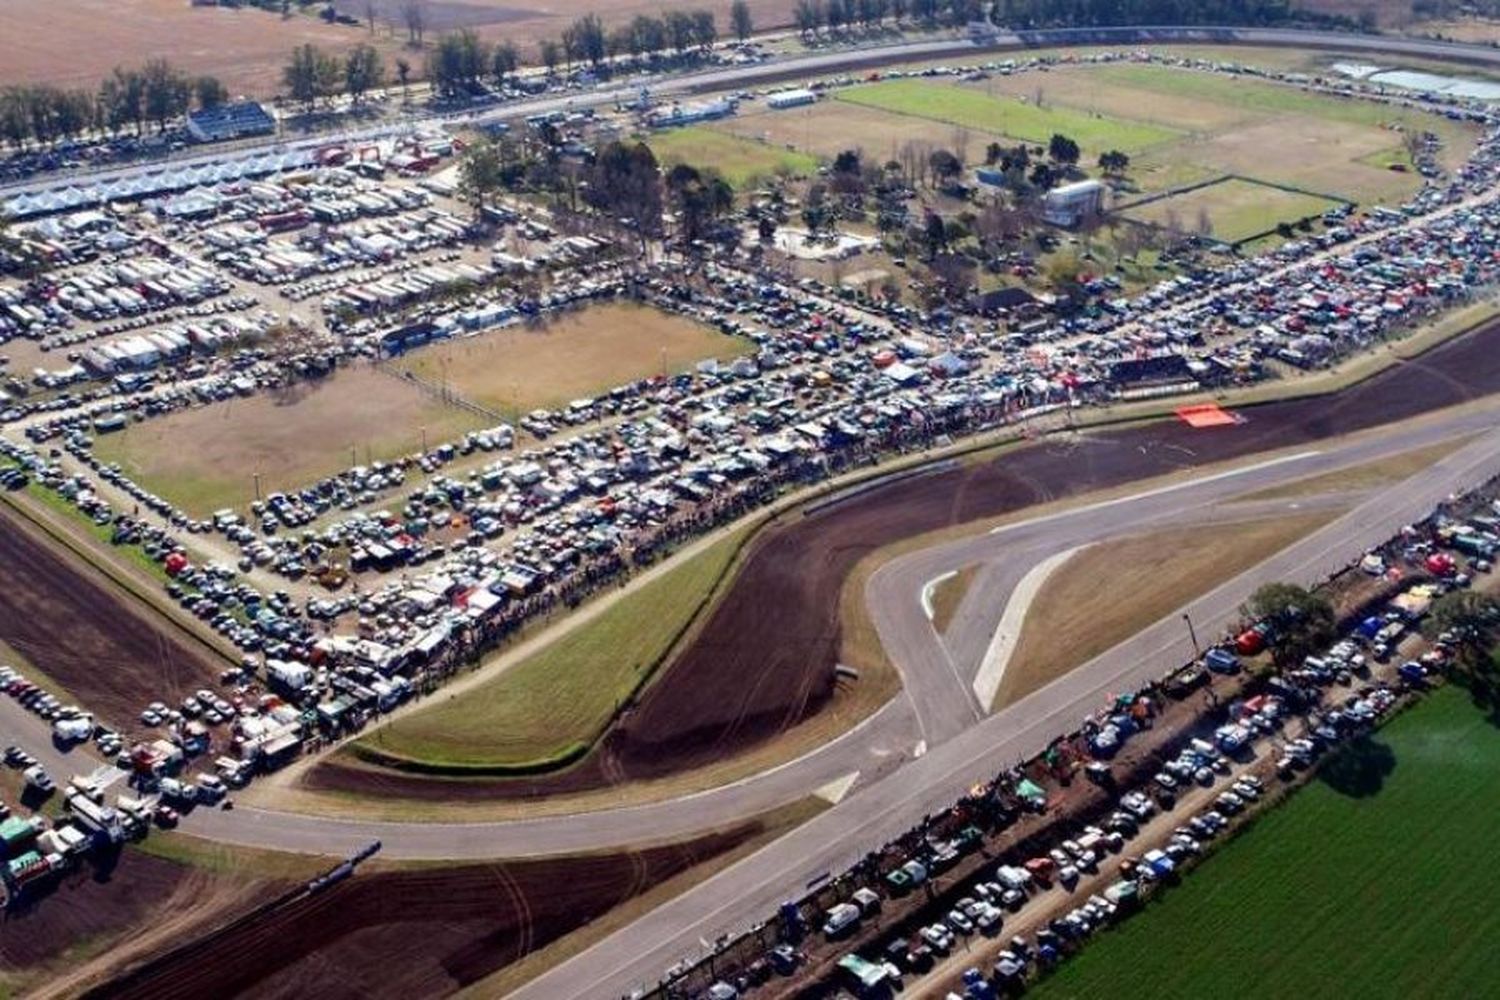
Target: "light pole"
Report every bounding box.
[1183,611,1200,657]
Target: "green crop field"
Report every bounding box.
[646,126,820,188]
[1033,683,1500,999]
[836,79,1182,154]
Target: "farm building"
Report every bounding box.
[1043,179,1106,227]
[768,89,818,110]
[187,101,276,143]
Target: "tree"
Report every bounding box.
[1425,591,1500,667]
[1028,162,1055,189]
[395,58,412,101]
[457,136,504,217]
[795,0,824,36]
[922,210,947,255]
[571,14,607,67]
[399,0,427,45]
[1242,582,1335,669]
[692,9,718,51]
[285,44,320,111]
[928,148,962,187]
[1047,133,1080,166]
[802,182,834,235]
[666,163,734,247]
[142,58,190,132]
[585,140,663,252]
[1097,149,1129,175]
[665,10,697,54]
[194,76,228,111]
[344,44,384,104]
[631,15,668,56]
[730,0,754,40]
[539,38,561,74]
[492,41,520,83]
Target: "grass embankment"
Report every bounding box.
[358,522,755,771]
[1033,684,1500,999]
[1235,435,1476,503]
[998,512,1340,708]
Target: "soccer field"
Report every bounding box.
[1033,683,1500,999]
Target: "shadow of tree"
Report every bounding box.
[1316,733,1397,799]
[1453,670,1500,729]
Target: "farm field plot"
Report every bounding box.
[1122,178,1344,244]
[0,502,222,727]
[1033,684,1500,1000]
[93,366,483,516]
[0,0,395,95]
[836,79,1183,154]
[645,126,820,187]
[394,302,752,417]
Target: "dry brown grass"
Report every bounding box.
[395,302,751,416]
[995,511,1341,708]
[93,364,483,516]
[1233,435,1475,503]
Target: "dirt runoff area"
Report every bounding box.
[394,302,751,416]
[0,502,223,729]
[0,852,272,999]
[89,821,773,1000]
[93,364,483,517]
[307,314,1500,805]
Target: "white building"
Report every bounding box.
[768,89,818,110]
[1043,179,1106,227]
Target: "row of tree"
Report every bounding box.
[283,42,388,111]
[0,59,227,149]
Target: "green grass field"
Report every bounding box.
[1124,178,1343,243]
[358,523,753,769]
[1034,683,1500,999]
[836,79,1182,153]
[646,126,820,187]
